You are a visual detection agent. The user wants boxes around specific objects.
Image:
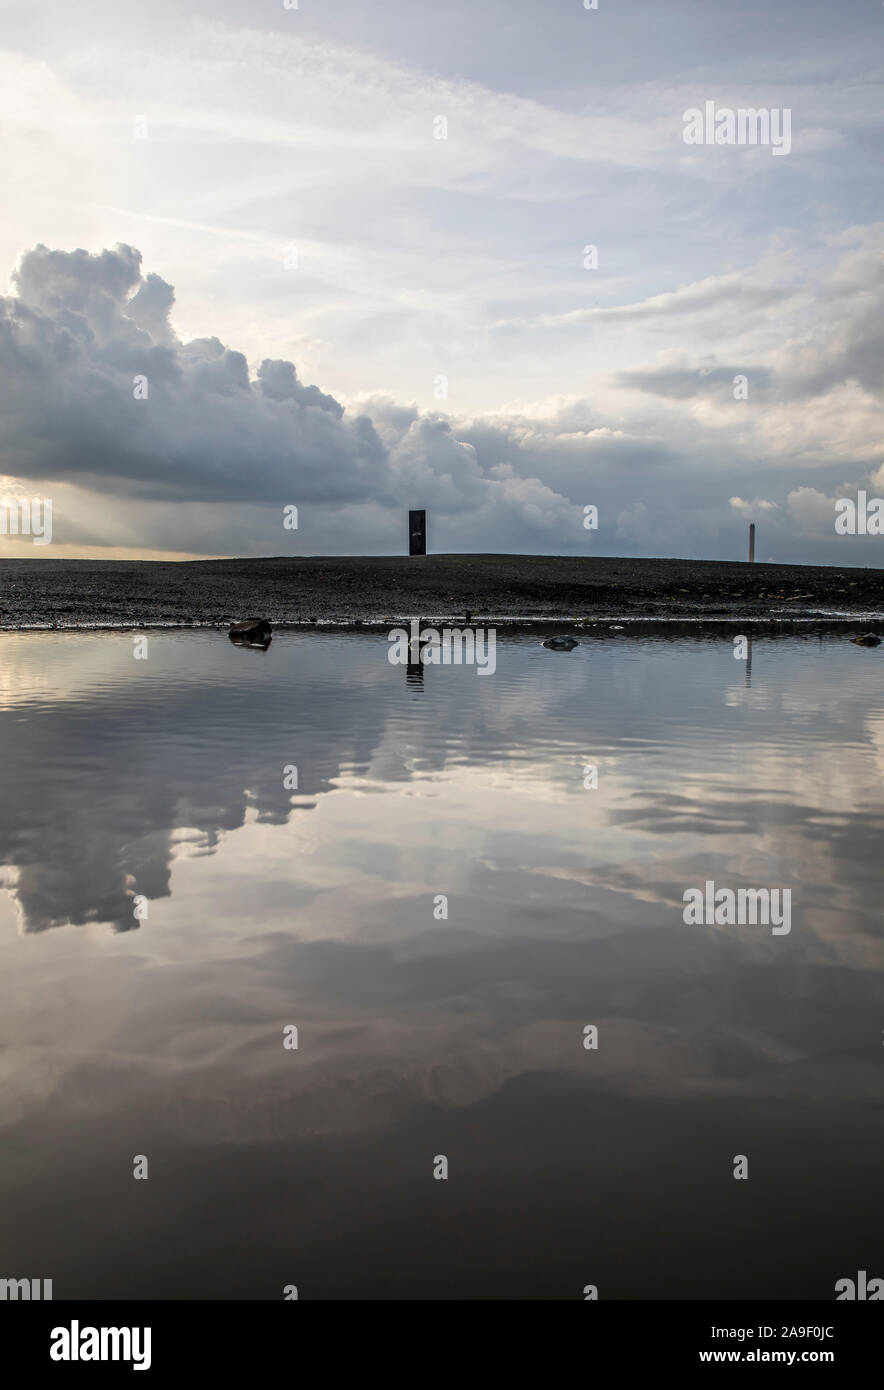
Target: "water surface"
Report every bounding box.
[0,630,882,1299]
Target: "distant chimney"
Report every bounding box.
[748,523,756,563]
[409,510,427,556]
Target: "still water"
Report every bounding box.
[0,630,882,1299]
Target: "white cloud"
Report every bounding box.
[786,486,838,536]
[729,497,778,515]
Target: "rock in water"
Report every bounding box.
[542,636,579,651]
[851,632,881,647]
[229,618,273,648]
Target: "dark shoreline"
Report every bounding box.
[2,554,884,630]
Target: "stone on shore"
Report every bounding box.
[228,618,273,646]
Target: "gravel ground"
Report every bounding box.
[1,554,884,628]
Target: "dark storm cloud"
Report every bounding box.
[0,243,586,549]
[0,243,390,505]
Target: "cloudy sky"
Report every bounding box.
[1,0,883,561]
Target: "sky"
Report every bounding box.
[1,0,883,562]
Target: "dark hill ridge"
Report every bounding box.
[1,554,884,628]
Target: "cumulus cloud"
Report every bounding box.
[0,243,392,506]
[0,243,592,553]
[0,244,556,532]
[786,486,839,536]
